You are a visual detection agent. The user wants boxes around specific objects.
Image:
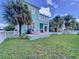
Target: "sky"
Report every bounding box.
[0,0,79,25]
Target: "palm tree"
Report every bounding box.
[70,19,77,30]
[49,15,63,32]
[64,15,75,30]
[3,0,32,36]
[76,22,79,30]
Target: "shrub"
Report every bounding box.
[77,32,79,35]
[20,33,30,40]
[4,24,15,31]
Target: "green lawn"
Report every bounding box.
[0,35,79,59]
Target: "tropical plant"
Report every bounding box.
[20,33,30,40]
[3,0,32,36]
[76,22,79,30]
[70,19,77,30]
[64,15,76,30]
[49,15,64,32]
[4,24,15,31]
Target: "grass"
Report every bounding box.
[0,35,79,59]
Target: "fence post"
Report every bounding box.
[4,31,6,40]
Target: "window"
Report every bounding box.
[31,9,35,15]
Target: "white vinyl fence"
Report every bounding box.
[49,30,79,35]
[0,31,18,43]
[0,31,49,43]
[0,30,79,43]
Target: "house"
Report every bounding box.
[15,2,50,34]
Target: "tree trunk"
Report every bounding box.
[19,24,22,36]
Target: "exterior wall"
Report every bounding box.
[15,25,27,34]
[28,4,40,33]
[38,14,49,33]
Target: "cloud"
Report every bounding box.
[52,2,59,8]
[39,7,51,17]
[46,0,53,6]
[46,0,59,9]
[53,13,59,17]
[0,23,8,29]
[64,13,69,16]
[70,1,79,7]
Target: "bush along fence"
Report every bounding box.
[0,31,18,43]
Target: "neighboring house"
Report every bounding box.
[15,2,50,34]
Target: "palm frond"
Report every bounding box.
[3,0,32,25]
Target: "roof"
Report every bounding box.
[40,13,51,18]
[26,1,51,18]
[26,1,40,9]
